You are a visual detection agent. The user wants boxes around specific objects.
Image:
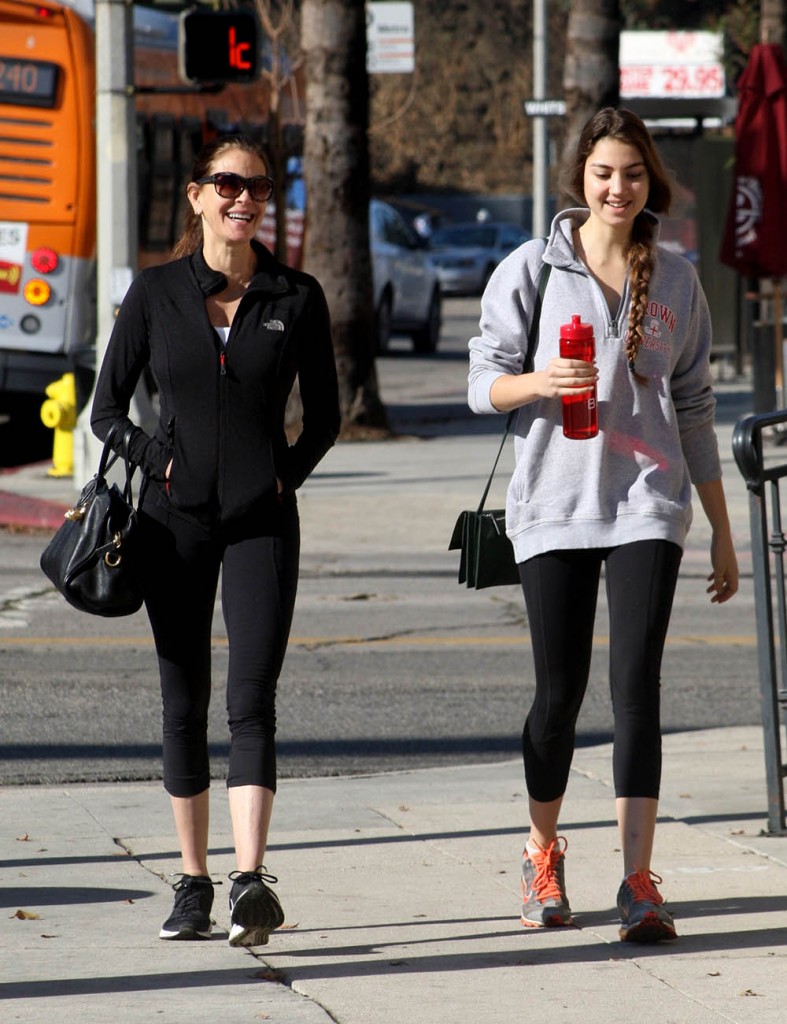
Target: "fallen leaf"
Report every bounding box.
[708,971,721,977]
[278,922,299,930]
[122,899,135,905]
[398,805,409,812]
[739,989,762,997]
[679,793,692,799]
[730,829,745,836]
[253,969,284,983]
[12,909,41,920]
[15,833,30,842]
[41,934,59,939]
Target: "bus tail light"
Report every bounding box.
[24,279,51,305]
[31,247,59,273]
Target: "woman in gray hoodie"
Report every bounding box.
[468,108,738,942]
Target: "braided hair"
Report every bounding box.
[564,108,673,384]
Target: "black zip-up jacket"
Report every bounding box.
[91,241,340,526]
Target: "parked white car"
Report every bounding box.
[370,199,442,353]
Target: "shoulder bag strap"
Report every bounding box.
[476,256,552,514]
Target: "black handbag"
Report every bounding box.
[40,421,143,617]
[450,259,551,589]
[449,424,520,588]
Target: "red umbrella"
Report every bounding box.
[721,43,787,399]
[721,43,787,277]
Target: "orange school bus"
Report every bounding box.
[0,0,96,402]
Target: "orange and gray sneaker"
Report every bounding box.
[520,836,573,928]
[617,869,677,943]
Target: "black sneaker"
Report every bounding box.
[159,875,215,940]
[228,867,284,947]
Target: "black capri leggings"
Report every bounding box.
[519,540,682,803]
[135,498,300,799]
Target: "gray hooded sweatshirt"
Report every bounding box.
[468,208,722,564]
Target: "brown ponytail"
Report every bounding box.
[171,209,204,261]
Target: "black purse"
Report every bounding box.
[449,423,520,588]
[40,421,143,617]
[449,260,551,589]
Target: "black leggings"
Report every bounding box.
[519,540,682,803]
[135,498,300,798]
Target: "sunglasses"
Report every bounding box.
[195,172,275,203]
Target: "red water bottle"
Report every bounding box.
[559,315,598,440]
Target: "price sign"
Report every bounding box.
[620,31,725,99]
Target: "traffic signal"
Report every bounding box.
[179,9,260,85]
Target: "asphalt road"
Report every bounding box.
[0,298,762,786]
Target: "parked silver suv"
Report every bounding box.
[370,200,442,353]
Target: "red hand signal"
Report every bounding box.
[229,27,251,71]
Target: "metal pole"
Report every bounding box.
[72,0,142,485]
[774,278,784,407]
[532,0,548,239]
[753,482,787,833]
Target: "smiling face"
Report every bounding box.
[582,138,650,232]
[187,146,269,250]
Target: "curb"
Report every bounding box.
[0,489,69,531]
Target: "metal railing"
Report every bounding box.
[733,411,787,834]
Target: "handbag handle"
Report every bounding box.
[476,258,551,515]
[97,419,137,505]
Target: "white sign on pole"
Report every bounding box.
[523,99,566,117]
[367,2,414,74]
[620,31,725,99]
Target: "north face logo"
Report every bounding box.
[264,319,285,331]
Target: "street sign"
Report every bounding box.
[179,9,260,85]
[523,99,566,117]
[367,2,415,74]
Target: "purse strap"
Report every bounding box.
[476,257,551,514]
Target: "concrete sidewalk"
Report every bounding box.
[2,383,787,1021]
[1,728,786,1023]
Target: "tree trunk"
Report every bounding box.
[760,0,784,46]
[558,0,622,207]
[301,0,388,434]
[267,104,288,264]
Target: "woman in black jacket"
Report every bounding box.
[92,135,340,947]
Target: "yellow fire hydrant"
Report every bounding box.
[40,372,77,477]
